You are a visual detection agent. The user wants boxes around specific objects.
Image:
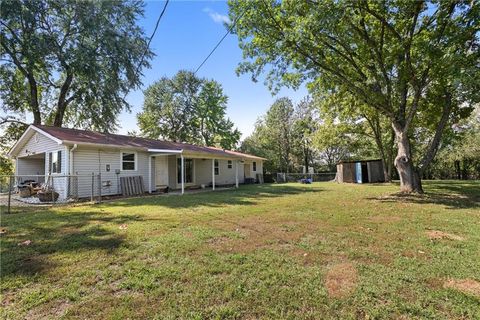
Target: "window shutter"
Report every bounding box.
[57,151,62,173]
[48,152,52,174]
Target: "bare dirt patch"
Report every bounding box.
[26,299,71,319]
[444,278,480,297]
[325,262,358,298]
[206,215,323,253]
[426,230,465,241]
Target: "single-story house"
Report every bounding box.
[336,159,385,183]
[8,125,265,199]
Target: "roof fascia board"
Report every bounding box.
[181,152,242,160]
[61,140,147,151]
[147,148,183,154]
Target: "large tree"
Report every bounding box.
[138,70,241,149]
[229,0,479,193]
[291,96,318,173]
[241,97,296,173]
[315,89,396,181]
[0,0,152,131]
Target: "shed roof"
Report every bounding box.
[9,125,266,161]
[337,159,383,164]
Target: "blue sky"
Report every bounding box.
[119,0,308,139]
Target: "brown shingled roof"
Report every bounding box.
[33,125,266,160]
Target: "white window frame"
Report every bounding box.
[176,157,195,185]
[227,160,233,169]
[49,150,63,175]
[253,161,257,172]
[120,151,137,171]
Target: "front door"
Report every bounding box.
[155,156,169,187]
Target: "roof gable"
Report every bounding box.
[8,125,62,157]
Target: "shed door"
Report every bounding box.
[155,156,169,187]
[355,162,362,183]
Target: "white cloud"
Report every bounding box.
[203,7,231,25]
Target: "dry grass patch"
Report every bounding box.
[444,278,480,297]
[426,230,465,241]
[325,262,358,298]
[207,215,322,253]
[367,215,402,223]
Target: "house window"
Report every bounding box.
[49,151,62,174]
[121,152,136,171]
[253,161,257,171]
[177,158,193,183]
[214,159,219,175]
[227,160,232,169]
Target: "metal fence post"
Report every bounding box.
[97,174,101,203]
[7,175,13,214]
[91,173,94,202]
[51,176,55,204]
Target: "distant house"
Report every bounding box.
[8,125,265,199]
[336,159,385,184]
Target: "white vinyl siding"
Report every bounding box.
[72,147,150,198]
[194,158,242,186]
[15,131,69,199]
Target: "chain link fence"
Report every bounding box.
[275,172,336,183]
[0,174,103,214]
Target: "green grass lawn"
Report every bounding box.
[1,181,479,319]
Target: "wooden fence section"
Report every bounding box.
[120,176,145,196]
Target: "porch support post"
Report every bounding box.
[148,156,152,193]
[235,160,239,188]
[181,155,185,195]
[212,158,215,191]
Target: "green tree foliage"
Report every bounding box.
[313,119,355,172]
[240,99,294,173]
[263,97,295,172]
[0,0,152,132]
[228,0,479,193]
[0,122,26,175]
[315,89,396,180]
[241,97,319,173]
[138,71,241,150]
[291,97,318,173]
[429,105,480,179]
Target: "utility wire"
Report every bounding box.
[194,9,247,74]
[132,0,170,85]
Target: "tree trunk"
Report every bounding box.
[27,74,41,124]
[454,160,461,179]
[304,146,309,174]
[53,73,73,127]
[393,123,423,193]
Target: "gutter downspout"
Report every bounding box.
[69,144,78,175]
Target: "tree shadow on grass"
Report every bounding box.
[0,184,322,277]
[366,180,480,210]
[0,211,141,277]
[101,184,322,210]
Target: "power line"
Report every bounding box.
[132,0,170,82]
[194,9,247,75]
